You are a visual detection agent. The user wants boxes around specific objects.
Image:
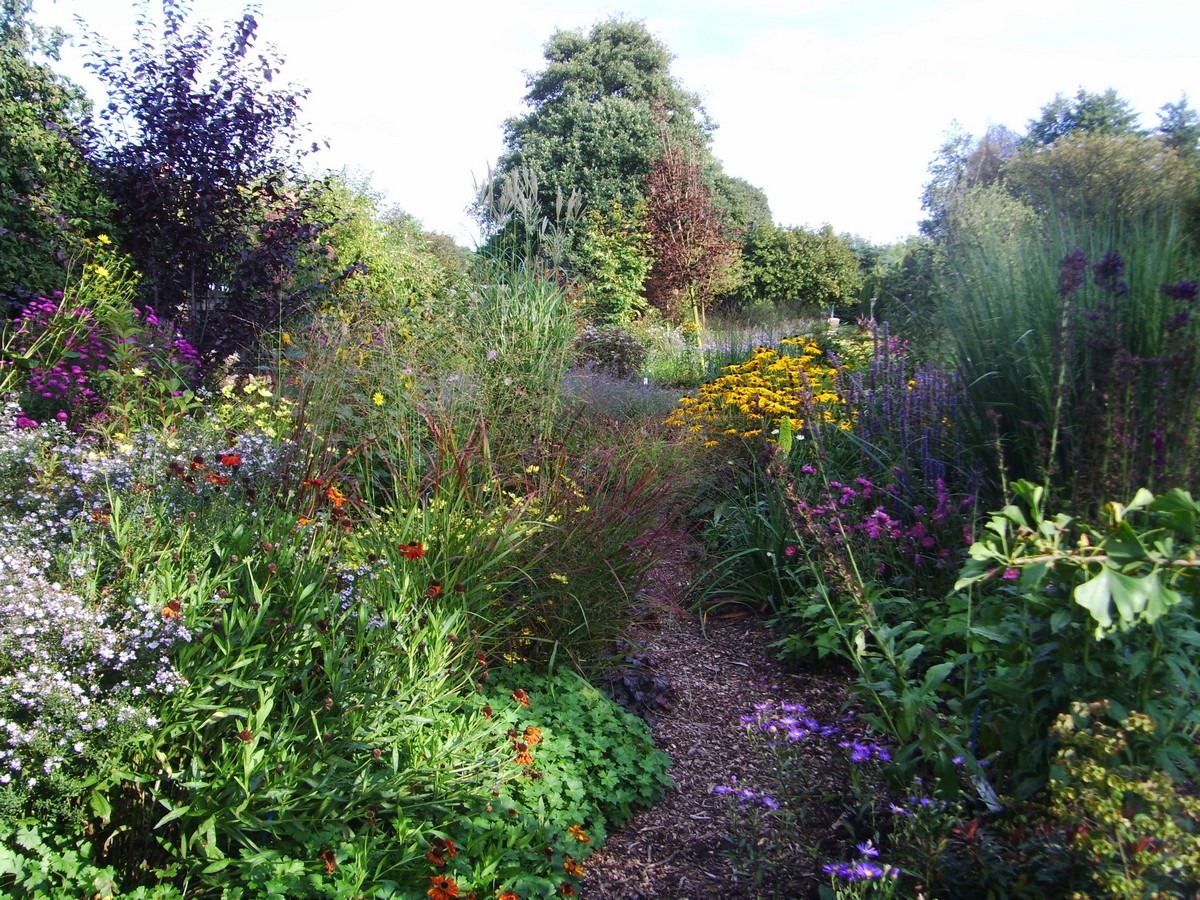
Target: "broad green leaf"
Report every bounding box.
[1074,568,1116,635]
[1102,521,1148,566]
[155,804,192,828]
[921,661,956,692]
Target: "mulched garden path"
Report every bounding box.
[581,561,860,899]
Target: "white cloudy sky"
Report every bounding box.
[33,0,1200,246]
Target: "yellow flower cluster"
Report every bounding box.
[213,372,295,438]
[665,337,850,445]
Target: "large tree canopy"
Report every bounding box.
[0,0,110,307]
[478,18,742,272]
[922,89,1200,243]
[1025,87,1142,147]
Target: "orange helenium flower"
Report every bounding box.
[523,725,542,746]
[428,874,460,899]
[567,824,589,843]
[426,837,456,866]
[563,855,584,877]
[326,485,348,508]
[511,688,531,708]
[401,541,427,559]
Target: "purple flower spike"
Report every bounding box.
[1057,249,1087,299]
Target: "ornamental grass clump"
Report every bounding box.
[938,214,1200,508]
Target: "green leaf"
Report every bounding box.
[1102,521,1148,566]
[921,661,956,693]
[1074,568,1116,635]
[1074,566,1179,633]
[155,804,192,828]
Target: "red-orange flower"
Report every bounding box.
[567,824,589,843]
[499,893,520,900]
[220,453,242,467]
[401,541,427,559]
[426,580,443,598]
[326,485,348,508]
[514,749,534,766]
[302,478,325,488]
[426,837,457,867]
[427,874,460,899]
[523,725,542,747]
[206,473,231,485]
[319,848,336,874]
[560,885,576,897]
[563,856,584,877]
[189,455,206,471]
[161,599,182,620]
[511,688,531,708]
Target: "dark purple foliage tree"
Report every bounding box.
[82,0,322,361]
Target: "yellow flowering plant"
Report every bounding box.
[664,337,851,446]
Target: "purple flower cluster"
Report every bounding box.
[741,700,839,746]
[822,840,897,882]
[793,472,971,580]
[11,296,200,427]
[16,295,108,414]
[839,739,892,764]
[713,780,779,811]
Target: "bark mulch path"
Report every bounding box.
[582,596,859,899]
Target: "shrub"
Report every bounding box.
[571,324,648,380]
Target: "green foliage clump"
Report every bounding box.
[1048,703,1200,898]
[734,224,863,315]
[576,201,651,324]
[572,323,648,380]
[0,2,113,307]
[487,667,671,834]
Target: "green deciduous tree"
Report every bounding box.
[736,223,861,314]
[1158,94,1200,158]
[710,173,772,232]
[0,0,111,307]
[1002,132,1199,226]
[576,200,651,325]
[1025,87,1141,146]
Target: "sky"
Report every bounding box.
[31,0,1200,247]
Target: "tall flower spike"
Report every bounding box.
[1057,248,1087,299]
